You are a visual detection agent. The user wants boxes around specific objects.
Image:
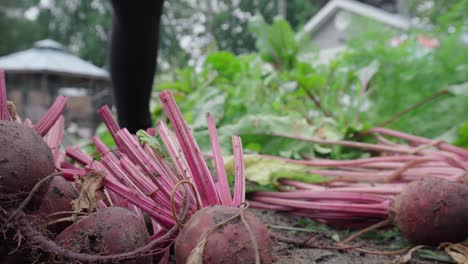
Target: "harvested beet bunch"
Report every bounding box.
[175,205,272,264]
[253,177,468,246]
[58,91,273,262]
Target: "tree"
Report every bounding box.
[211,0,321,55]
[1,0,327,70]
[36,0,112,67]
[437,0,468,30]
[400,0,460,25]
[0,0,43,56]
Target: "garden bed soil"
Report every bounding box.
[252,209,448,264]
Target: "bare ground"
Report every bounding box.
[250,209,449,264]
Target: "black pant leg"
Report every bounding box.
[109,0,164,133]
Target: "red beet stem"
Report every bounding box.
[0,69,11,120]
[104,179,174,229]
[62,168,86,181]
[44,116,65,167]
[156,121,198,205]
[159,91,220,207]
[207,113,232,206]
[280,180,403,195]
[65,146,94,165]
[115,129,177,203]
[368,127,468,157]
[92,136,111,155]
[232,136,245,206]
[248,200,293,211]
[34,96,68,136]
[97,105,120,139]
[259,154,417,167]
[271,132,415,154]
[253,196,390,216]
[252,190,389,203]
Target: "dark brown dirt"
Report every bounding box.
[251,209,449,264]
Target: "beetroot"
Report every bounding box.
[36,176,78,233]
[54,207,152,263]
[0,121,55,210]
[391,177,468,245]
[175,205,273,264]
[252,177,468,245]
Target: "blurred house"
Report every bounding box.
[300,0,410,64]
[0,39,112,136]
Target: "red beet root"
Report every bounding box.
[391,178,468,245]
[36,176,79,234]
[0,121,55,210]
[175,205,273,264]
[55,207,152,263]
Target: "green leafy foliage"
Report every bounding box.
[249,16,299,70]
[453,122,468,147]
[343,30,468,138]
[153,15,468,163]
[154,16,368,158]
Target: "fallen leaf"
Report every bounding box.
[7,100,16,120]
[392,245,424,264]
[186,237,207,264]
[443,243,468,264]
[72,170,104,221]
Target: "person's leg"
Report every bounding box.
[110,0,164,133]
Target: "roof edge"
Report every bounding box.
[3,69,110,81]
[302,0,410,35]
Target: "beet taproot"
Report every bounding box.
[391,177,468,245]
[36,176,78,234]
[0,121,55,210]
[175,205,273,264]
[54,206,152,263]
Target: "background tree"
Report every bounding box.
[35,0,112,67]
[0,0,43,56]
[1,0,415,70]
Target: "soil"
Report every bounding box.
[252,209,447,264]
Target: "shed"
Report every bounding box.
[299,0,410,63]
[0,39,112,134]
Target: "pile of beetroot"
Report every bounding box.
[1,66,468,263]
[249,128,468,245]
[0,69,271,263]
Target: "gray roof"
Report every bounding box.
[0,39,109,80]
[302,0,410,34]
